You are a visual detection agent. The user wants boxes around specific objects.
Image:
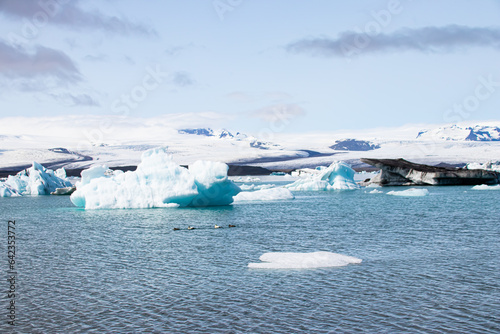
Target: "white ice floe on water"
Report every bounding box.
[387,188,429,197]
[248,251,362,269]
[234,176,261,183]
[239,184,276,191]
[2,162,72,196]
[285,162,359,191]
[471,184,500,190]
[367,189,383,194]
[233,187,294,202]
[70,148,240,209]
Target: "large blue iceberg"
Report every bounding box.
[1,162,72,196]
[285,162,359,191]
[70,148,241,209]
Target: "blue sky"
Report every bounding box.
[0,0,499,134]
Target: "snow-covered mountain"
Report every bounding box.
[416,125,500,141]
[178,128,280,150]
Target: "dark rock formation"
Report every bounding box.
[361,158,500,186]
[330,139,380,151]
[178,128,214,136]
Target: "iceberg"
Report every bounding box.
[285,162,359,191]
[189,160,242,207]
[248,251,362,269]
[466,161,500,172]
[233,187,294,202]
[3,162,72,195]
[0,183,21,197]
[387,188,429,197]
[471,184,500,190]
[70,148,240,209]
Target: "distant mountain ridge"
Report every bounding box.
[416,125,500,141]
[178,128,280,150]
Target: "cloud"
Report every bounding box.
[83,54,108,62]
[0,0,155,36]
[0,40,81,82]
[171,71,195,87]
[226,91,253,102]
[287,25,500,57]
[251,104,306,123]
[49,93,100,107]
[226,91,293,103]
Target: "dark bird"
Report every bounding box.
[173,227,180,231]
[228,224,236,228]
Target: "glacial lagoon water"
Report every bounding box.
[1,185,499,333]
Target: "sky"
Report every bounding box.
[0,0,499,135]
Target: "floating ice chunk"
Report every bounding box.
[387,188,429,197]
[0,182,21,197]
[54,167,67,179]
[471,184,500,190]
[233,187,294,202]
[367,189,383,194]
[248,251,362,269]
[70,148,240,209]
[79,165,111,187]
[189,160,241,206]
[466,161,500,172]
[235,176,261,183]
[285,162,359,191]
[4,162,72,195]
[239,184,276,191]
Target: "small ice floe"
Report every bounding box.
[248,251,362,269]
[366,189,383,194]
[235,176,261,183]
[387,188,429,197]
[233,187,294,202]
[471,184,500,190]
[239,184,275,191]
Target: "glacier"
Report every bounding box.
[285,161,359,191]
[233,187,294,202]
[70,148,241,209]
[1,162,72,196]
[248,251,362,269]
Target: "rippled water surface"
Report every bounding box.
[1,186,499,333]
